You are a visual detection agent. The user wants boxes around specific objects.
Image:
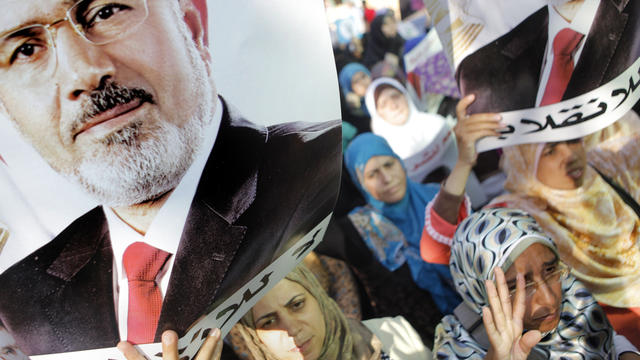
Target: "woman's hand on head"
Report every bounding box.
[483,268,541,360]
[117,329,222,360]
[454,94,503,167]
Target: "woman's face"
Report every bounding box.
[252,279,326,360]
[503,243,563,333]
[375,87,410,125]
[351,71,371,97]
[380,15,398,38]
[362,155,407,204]
[535,139,586,190]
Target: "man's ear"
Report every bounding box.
[179,0,211,62]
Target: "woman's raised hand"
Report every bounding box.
[454,94,503,167]
[483,268,541,360]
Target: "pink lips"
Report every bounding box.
[73,98,144,140]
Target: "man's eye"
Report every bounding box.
[10,41,46,64]
[2,347,16,355]
[83,4,130,28]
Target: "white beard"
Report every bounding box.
[72,106,208,207]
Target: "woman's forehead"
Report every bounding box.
[364,155,396,171]
[505,243,557,276]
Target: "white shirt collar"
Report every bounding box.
[547,0,599,46]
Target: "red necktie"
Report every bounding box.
[123,242,171,344]
[540,28,584,106]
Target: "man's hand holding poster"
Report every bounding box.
[423,0,640,150]
[0,0,341,358]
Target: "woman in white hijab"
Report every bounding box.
[365,77,451,183]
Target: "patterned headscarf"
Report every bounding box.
[235,264,382,360]
[433,208,615,359]
[491,141,640,307]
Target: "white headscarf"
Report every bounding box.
[365,77,450,180]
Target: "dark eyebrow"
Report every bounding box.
[4,26,42,40]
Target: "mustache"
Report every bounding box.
[71,82,155,135]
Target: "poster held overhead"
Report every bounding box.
[423,0,640,150]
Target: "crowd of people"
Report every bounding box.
[222,1,640,359]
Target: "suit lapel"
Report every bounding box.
[43,207,120,350]
[156,98,266,338]
[156,200,247,337]
[564,0,629,99]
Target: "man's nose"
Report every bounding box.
[53,25,116,100]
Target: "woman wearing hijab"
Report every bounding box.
[344,133,463,314]
[433,208,640,359]
[489,127,640,345]
[361,12,405,68]
[339,63,372,116]
[339,63,373,141]
[234,264,429,360]
[365,77,452,183]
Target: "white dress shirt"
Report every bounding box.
[106,98,223,341]
[535,0,600,106]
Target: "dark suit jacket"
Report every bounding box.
[0,99,342,355]
[456,0,640,113]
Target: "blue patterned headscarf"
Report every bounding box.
[339,63,371,96]
[345,133,461,314]
[433,208,615,359]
